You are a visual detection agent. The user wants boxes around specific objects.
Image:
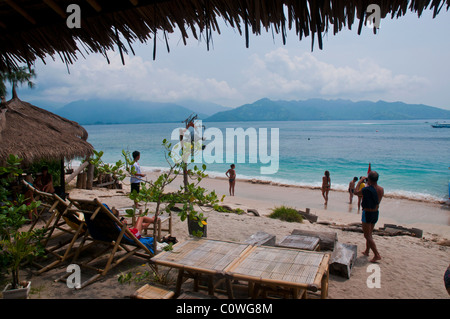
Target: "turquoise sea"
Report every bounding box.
[81,120,450,203]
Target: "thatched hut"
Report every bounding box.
[0,0,448,72]
[0,96,94,192]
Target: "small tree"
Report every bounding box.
[89,137,224,253]
[0,66,36,99]
[0,155,44,290]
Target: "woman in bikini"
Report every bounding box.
[226,164,236,196]
[321,170,331,205]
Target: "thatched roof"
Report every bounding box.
[0,0,448,72]
[0,97,93,165]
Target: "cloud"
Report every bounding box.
[241,48,430,102]
[30,52,241,105]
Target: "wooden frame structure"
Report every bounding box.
[56,197,155,289]
[22,181,92,274]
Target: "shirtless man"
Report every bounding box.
[348,176,358,204]
[226,164,236,196]
[355,171,384,263]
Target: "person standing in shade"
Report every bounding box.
[130,151,145,208]
[226,164,236,196]
[355,171,384,263]
[321,170,331,205]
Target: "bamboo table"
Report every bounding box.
[226,245,331,299]
[150,238,253,298]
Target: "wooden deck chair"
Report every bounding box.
[31,193,92,274]
[58,197,155,289]
[22,180,59,232]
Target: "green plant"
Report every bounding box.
[269,206,304,223]
[90,138,223,253]
[213,204,232,213]
[0,155,45,290]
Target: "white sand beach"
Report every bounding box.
[14,169,450,299]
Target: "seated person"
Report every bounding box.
[35,166,54,193]
[109,206,159,253]
[23,174,37,221]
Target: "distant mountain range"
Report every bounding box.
[32,98,230,125]
[205,98,450,122]
[31,97,450,125]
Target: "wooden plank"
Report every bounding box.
[277,234,320,251]
[65,161,89,184]
[132,284,174,299]
[291,229,337,251]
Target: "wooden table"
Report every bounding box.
[152,238,331,299]
[150,238,252,297]
[227,245,330,299]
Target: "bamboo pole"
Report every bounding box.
[66,161,89,184]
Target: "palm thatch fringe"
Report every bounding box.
[0,0,448,72]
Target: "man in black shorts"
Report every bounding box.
[130,151,145,207]
[355,171,384,263]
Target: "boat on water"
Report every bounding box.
[431,122,450,128]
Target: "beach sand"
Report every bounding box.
[11,170,450,299]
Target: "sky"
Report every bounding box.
[11,7,450,110]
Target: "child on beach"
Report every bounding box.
[357,176,366,210]
[348,176,358,204]
[226,164,236,196]
[321,170,331,205]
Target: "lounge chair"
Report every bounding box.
[22,180,58,232]
[57,197,155,289]
[30,192,91,274]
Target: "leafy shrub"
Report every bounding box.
[269,206,303,223]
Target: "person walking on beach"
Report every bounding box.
[130,151,145,208]
[354,171,384,263]
[226,164,236,196]
[321,170,331,205]
[348,176,358,204]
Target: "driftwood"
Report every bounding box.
[244,231,276,247]
[291,229,337,251]
[247,209,260,216]
[297,208,318,223]
[381,224,423,238]
[329,243,357,279]
[329,223,422,238]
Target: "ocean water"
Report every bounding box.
[81,120,450,203]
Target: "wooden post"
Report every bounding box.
[81,172,87,189]
[60,159,65,195]
[76,174,82,189]
[86,163,94,190]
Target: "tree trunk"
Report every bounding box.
[12,85,18,99]
[152,201,160,254]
